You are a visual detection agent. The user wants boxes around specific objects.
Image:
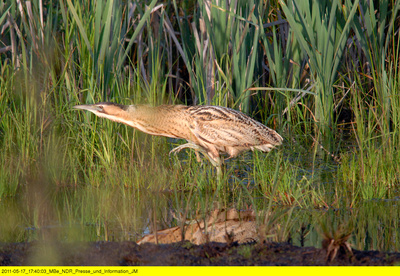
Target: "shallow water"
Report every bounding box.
[1,139,399,251]
[1,181,399,252]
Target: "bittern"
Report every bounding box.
[73,103,283,177]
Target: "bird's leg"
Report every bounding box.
[194,151,202,163]
[170,143,223,178]
[170,143,206,164]
[170,143,224,181]
[170,143,215,165]
[169,142,203,156]
[206,154,223,181]
[216,165,222,180]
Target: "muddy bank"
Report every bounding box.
[1,241,400,266]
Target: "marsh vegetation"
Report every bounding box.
[0,0,400,258]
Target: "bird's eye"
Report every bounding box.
[98,105,104,111]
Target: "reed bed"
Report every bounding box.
[0,0,400,251]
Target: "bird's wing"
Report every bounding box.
[188,106,281,148]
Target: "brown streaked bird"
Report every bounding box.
[73,103,283,177]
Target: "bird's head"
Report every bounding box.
[73,102,131,123]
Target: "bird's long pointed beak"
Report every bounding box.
[73,104,100,112]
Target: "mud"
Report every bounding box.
[1,240,400,266]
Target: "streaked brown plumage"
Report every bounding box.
[73,102,283,176]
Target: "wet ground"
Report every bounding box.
[1,241,400,266]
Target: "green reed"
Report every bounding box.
[0,0,400,252]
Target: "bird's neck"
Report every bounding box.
[121,105,190,139]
